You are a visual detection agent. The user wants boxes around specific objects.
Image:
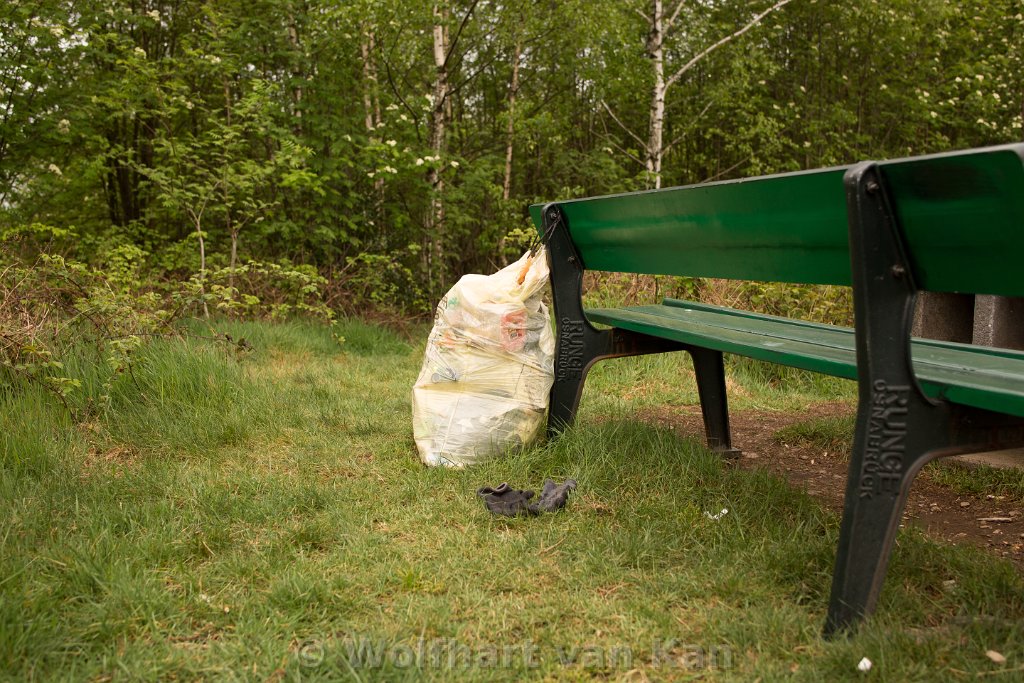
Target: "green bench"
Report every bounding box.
[529,143,1024,636]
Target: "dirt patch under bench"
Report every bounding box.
[640,402,1024,569]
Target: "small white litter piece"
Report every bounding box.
[704,508,729,521]
[857,657,872,673]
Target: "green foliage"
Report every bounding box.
[1,1,1021,314]
[0,241,185,413]
[341,251,427,313]
[202,261,335,321]
[0,233,335,414]
[733,282,854,326]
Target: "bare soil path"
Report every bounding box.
[641,402,1024,569]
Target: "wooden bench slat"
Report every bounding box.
[530,143,1024,295]
[664,298,1024,361]
[536,166,852,285]
[884,146,1024,296]
[587,301,1024,417]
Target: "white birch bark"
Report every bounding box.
[497,37,523,263]
[425,3,449,284]
[645,0,667,188]
[638,0,794,189]
[360,29,386,227]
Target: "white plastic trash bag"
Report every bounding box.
[412,249,555,467]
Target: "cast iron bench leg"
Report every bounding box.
[548,368,586,434]
[824,406,933,636]
[690,347,741,456]
[825,400,1024,637]
[829,161,962,635]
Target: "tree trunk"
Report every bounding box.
[497,36,522,263]
[645,0,666,190]
[360,30,381,133]
[360,29,386,231]
[425,3,449,289]
[286,13,304,135]
[502,37,522,203]
[194,216,210,318]
[641,0,794,190]
[229,227,238,278]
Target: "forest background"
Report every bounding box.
[2,0,1023,328]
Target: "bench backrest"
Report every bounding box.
[530,144,1024,297]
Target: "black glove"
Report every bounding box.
[532,478,578,513]
[477,482,539,517]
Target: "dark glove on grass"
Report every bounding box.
[532,478,578,513]
[477,483,538,517]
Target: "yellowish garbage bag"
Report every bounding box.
[412,249,555,467]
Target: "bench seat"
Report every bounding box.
[537,144,1024,635]
[588,298,1024,419]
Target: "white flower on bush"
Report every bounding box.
[57,119,70,134]
[48,163,62,176]
[415,158,424,166]
[147,10,160,20]
[450,160,459,168]
[386,139,397,147]
[134,47,147,58]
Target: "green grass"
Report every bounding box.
[2,320,1023,681]
[925,462,1024,503]
[774,414,857,453]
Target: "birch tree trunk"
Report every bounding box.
[638,0,794,190]
[359,31,381,133]
[497,36,522,262]
[286,13,304,135]
[360,29,385,230]
[188,208,210,318]
[645,0,667,189]
[425,3,449,287]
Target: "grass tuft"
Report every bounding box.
[774,414,856,452]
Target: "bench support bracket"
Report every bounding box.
[543,204,740,456]
[827,163,1024,637]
